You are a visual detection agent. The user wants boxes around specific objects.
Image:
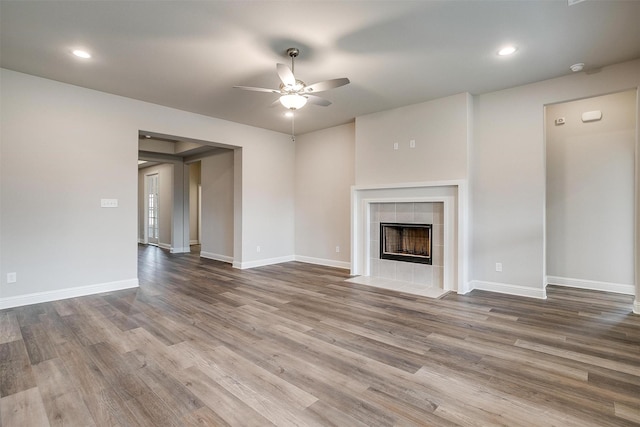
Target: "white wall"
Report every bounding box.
[3,59,638,308]
[138,163,174,248]
[200,151,234,262]
[0,68,294,308]
[294,123,355,268]
[355,93,471,185]
[471,59,640,297]
[237,136,295,268]
[352,93,470,292]
[546,90,636,293]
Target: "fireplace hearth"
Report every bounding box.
[380,223,432,265]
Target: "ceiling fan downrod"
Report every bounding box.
[286,47,299,74]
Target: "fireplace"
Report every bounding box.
[380,223,432,265]
[351,184,463,293]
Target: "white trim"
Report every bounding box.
[352,180,466,191]
[190,239,200,245]
[0,279,139,310]
[233,255,295,270]
[547,276,635,295]
[351,180,467,294]
[170,247,191,254]
[158,242,172,250]
[470,280,547,299]
[635,87,640,316]
[458,283,473,295]
[138,238,145,244]
[200,251,233,264]
[295,255,351,270]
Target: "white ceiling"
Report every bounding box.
[1,0,639,135]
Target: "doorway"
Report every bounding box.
[545,89,637,294]
[138,131,239,261]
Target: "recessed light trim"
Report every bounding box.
[72,49,91,59]
[498,46,517,56]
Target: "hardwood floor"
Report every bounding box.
[1,244,639,426]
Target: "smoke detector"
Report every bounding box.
[570,63,584,72]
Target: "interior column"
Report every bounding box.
[171,163,191,253]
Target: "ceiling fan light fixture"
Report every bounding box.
[72,49,91,59]
[498,45,517,56]
[280,94,307,110]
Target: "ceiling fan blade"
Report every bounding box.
[233,85,280,94]
[276,63,296,86]
[305,95,332,107]
[304,78,350,93]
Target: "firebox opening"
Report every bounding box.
[380,223,432,265]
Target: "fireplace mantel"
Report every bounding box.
[350,180,469,294]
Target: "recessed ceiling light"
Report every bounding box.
[72,49,91,59]
[145,135,151,138]
[498,46,517,56]
[138,160,147,165]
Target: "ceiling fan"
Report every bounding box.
[234,47,350,110]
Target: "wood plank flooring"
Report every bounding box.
[1,244,639,426]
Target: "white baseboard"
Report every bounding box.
[138,238,146,244]
[294,255,350,270]
[170,247,191,254]
[200,251,233,264]
[190,240,200,245]
[457,282,473,295]
[0,278,139,310]
[469,280,547,299]
[231,254,349,270]
[233,255,295,270]
[158,243,171,250]
[546,276,635,295]
[634,299,639,315]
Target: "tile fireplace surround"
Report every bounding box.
[372,202,443,284]
[350,181,468,295]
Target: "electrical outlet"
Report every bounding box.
[256,246,261,253]
[495,262,503,272]
[7,272,17,283]
[409,139,416,148]
[335,246,340,253]
[393,142,399,150]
